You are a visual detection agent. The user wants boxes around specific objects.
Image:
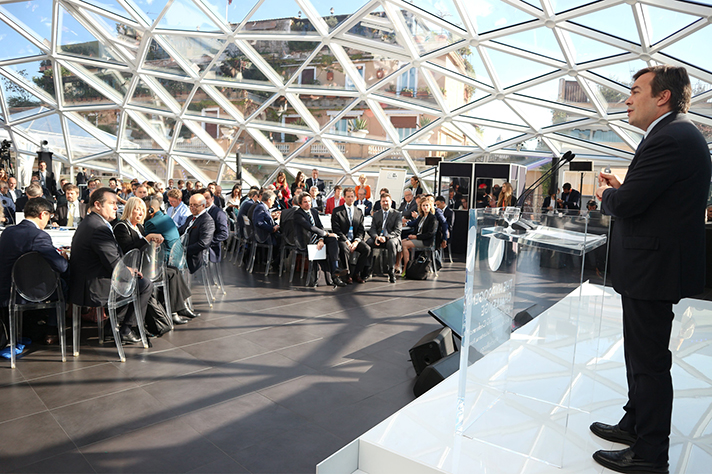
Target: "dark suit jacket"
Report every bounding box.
[331,204,365,242]
[293,208,328,249]
[33,170,57,195]
[0,220,69,305]
[252,202,277,244]
[207,204,229,262]
[601,112,711,301]
[15,195,28,213]
[435,207,449,243]
[113,221,149,254]
[178,212,215,273]
[410,213,439,247]
[355,199,372,216]
[306,177,325,193]
[53,202,87,227]
[560,189,581,212]
[399,200,417,219]
[368,208,402,243]
[69,212,123,306]
[279,207,299,246]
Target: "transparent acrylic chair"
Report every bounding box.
[9,252,67,369]
[141,242,172,330]
[72,249,149,362]
[169,239,214,309]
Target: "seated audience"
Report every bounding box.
[199,188,229,263]
[291,171,307,196]
[15,182,44,213]
[354,173,371,200]
[434,196,452,250]
[332,188,371,283]
[7,177,21,203]
[252,190,281,247]
[226,184,241,211]
[325,185,344,215]
[53,184,86,227]
[372,187,390,213]
[0,180,16,224]
[208,182,225,208]
[166,188,191,227]
[541,188,560,213]
[293,193,347,287]
[178,193,215,275]
[355,187,372,216]
[398,189,417,220]
[273,171,291,202]
[367,193,402,283]
[398,195,438,273]
[308,186,323,213]
[69,188,153,345]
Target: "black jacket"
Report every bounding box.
[178,213,215,273]
[331,204,365,242]
[411,213,439,247]
[293,208,327,249]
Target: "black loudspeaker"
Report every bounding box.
[409,327,456,376]
[413,351,460,397]
[569,161,593,172]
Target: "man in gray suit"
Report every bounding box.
[367,193,402,283]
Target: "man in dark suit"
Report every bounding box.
[7,177,21,203]
[308,186,324,213]
[592,66,711,474]
[355,187,372,216]
[305,168,325,193]
[434,196,451,248]
[293,193,347,287]
[32,161,57,196]
[15,182,44,213]
[236,189,259,236]
[332,188,371,283]
[54,179,68,207]
[178,193,215,275]
[69,188,152,344]
[199,188,229,263]
[252,191,280,247]
[367,193,402,283]
[398,189,417,221]
[208,182,225,209]
[53,184,86,227]
[0,180,16,225]
[558,183,580,214]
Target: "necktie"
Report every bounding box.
[382,210,388,236]
[67,202,74,227]
[347,207,353,240]
[307,210,318,244]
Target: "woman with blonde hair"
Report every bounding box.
[497,182,516,208]
[398,195,438,274]
[354,174,371,200]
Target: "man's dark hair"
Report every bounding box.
[298,192,312,205]
[89,187,116,208]
[562,183,572,191]
[197,188,213,198]
[634,65,692,114]
[333,185,342,191]
[435,196,446,203]
[177,180,184,185]
[24,197,54,218]
[247,189,259,199]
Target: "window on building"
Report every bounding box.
[345,65,364,90]
[390,116,417,141]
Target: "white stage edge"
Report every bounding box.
[318,284,712,474]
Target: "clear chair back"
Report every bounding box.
[168,240,187,270]
[112,249,139,298]
[11,252,60,302]
[141,242,164,281]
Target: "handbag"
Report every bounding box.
[145,295,172,337]
[406,253,430,280]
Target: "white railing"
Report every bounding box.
[275,144,290,154]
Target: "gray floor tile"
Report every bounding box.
[0,381,48,424]
[15,449,95,473]
[179,333,271,366]
[0,412,76,473]
[110,347,210,385]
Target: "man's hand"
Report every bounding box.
[411,211,418,219]
[328,232,337,238]
[377,235,386,244]
[599,170,622,189]
[595,185,610,200]
[316,240,325,250]
[273,225,279,232]
[349,241,358,252]
[441,240,447,249]
[146,233,164,244]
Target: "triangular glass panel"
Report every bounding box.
[130,78,171,112]
[691,79,712,98]
[121,114,165,150]
[127,0,171,23]
[174,122,215,155]
[94,68,133,98]
[160,35,225,76]
[467,0,540,34]
[241,0,316,35]
[279,41,322,86]
[407,0,466,29]
[217,85,271,119]
[61,67,116,106]
[83,0,133,19]
[588,59,648,90]
[566,31,630,65]
[551,0,598,14]
[570,3,640,44]
[483,47,560,89]
[619,126,644,145]
[4,59,56,102]
[182,118,224,151]
[423,66,488,110]
[346,10,406,50]
[76,108,121,137]
[399,114,444,144]
[242,159,281,184]
[143,38,191,77]
[431,46,493,87]
[83,10,143,55]
[373,66,441,108]
[248,94,291,128]
[557,125,634,154]
[0,73,52,121]
[155,77,194,107]
[15,110,60,136]
[203,0,253,28]
[492,27,566,62]
[57,5,122,63]
[657,27,712,75]
[186,87,224,116]
[404,9,466,57]
[64,115,112,158]
[0,0,53,46]
[205,44,270,84]
[308,0,366,32]
[157,0,221,32]
[514,100,591,130]
[0,21,43,60]
[465,100,530,127]
[644,5,702,45]
[579,77,627,113]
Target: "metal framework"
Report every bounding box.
[0,0,710,186]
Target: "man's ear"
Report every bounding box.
[656,89,672,108]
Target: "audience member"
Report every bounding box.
[53,184,86,227]
[306,168,325,193]
[7,177,20,202]
[409,175,423,196]
[55,178,68,207]
[331,188,370,284]
[496,182,516,208]
[33,161,57,195]
[398,189,417,220]
[166,188,190,227]
[558,182,581,214]
[308,186,323,213]
[69,188,152,344]
[354,174,371,200]
[178,193,215,275]
[15,182,44,213]
[355,187,372,216]
[207,182,225,208]
[291,171,307,196]
[398,195,438,273]
[273,171,291,201]
[367,193,402,283]
[252,190,281,247]
[81,179,98,203]
[325,185,344,215]
[0,180,15,224]
[542,188,560,213]
[434,196,452,250]
[226,184,241,213]
[182,181,194,204]
[448,187,463,209]
[200,188,229,263]
[372,187,390,212]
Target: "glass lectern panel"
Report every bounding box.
[456,208,610,468]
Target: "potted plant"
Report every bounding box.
[349,117,368,138]
[417,87,430,99]
[400,87,414,98]
[386,84,396,94]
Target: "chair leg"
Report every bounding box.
[107,305,126,363]
[72,305,81,357]
[448,245,453,263]
[98,309,105,345]
[247,244,257,274]
[57,304,66,363]
[161,282,173,331]
[132,294,149,349]
[212,261,226,295]
[278,246,286,277]
[265,246,273,277]
[201,265,214,307]
[289,250,297,283]
[9,306,17,369]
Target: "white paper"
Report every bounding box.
[307,243,326,261]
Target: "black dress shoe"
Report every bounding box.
[120,331,142,345]
[354,276,365,284]
[388,272,396,283]
[332,274,347,287]
[590,422,637,445]
[178,308,200,319]
[172,313,189,325]
[593,448,668,474]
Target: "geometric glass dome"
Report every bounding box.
[1,0,711,189]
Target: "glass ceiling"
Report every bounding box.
[1,0,711,187]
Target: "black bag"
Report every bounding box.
[0,317,7,351]
[406,253,431,280]
[145,295,172,337]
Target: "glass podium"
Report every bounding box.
[456,208,611,467]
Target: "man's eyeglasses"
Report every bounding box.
[189,203,205,208]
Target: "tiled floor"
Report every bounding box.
[0,259,467,473]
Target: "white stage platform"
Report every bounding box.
[318,284,712,474]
